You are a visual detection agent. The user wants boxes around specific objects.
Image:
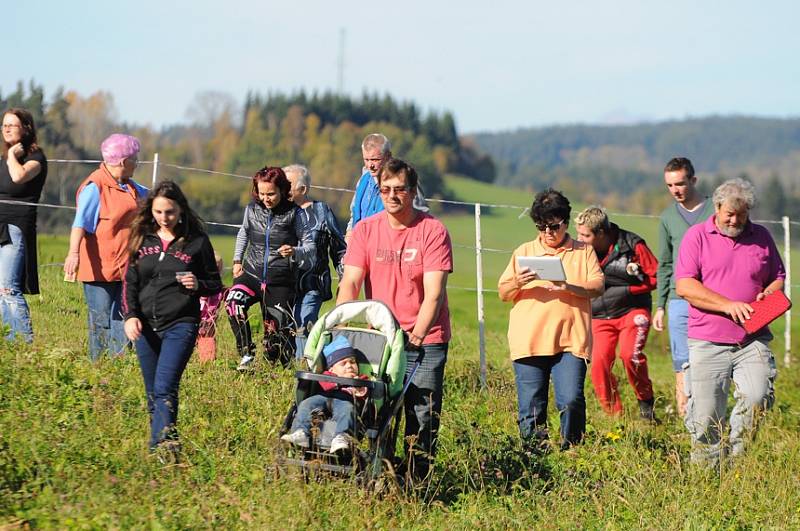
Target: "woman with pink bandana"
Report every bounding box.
[64,134,148,361]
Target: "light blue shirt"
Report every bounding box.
[72,181,148,233]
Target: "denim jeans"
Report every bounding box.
[403,342,448,479]
[0,224,32,342]
[291,394,355,435]
[135,321,198,449]
[684,336,776,466]
[83,281,128,361]
[513,352,587,448]
[668,299,690,372]
[293,289,323,359]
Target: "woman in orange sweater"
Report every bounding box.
[498,188,604,451]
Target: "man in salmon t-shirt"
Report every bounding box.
[337,157,452,483]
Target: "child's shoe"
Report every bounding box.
[330,433,353,454]
[281,430,310,448]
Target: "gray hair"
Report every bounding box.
[712,178,756,211]
[283,164,311,189]
[361,133,391,154]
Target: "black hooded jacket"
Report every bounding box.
[123,232,222,332]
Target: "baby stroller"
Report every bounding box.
[277,300,414,482]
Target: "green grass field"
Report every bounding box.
[1,176,799,528]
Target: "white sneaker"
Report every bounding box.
[280,430,310,448]
[329,433,353,454]
[237,355,255,372]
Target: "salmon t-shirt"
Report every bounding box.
[343,211,453,344]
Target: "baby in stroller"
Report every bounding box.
[281,336,370,454]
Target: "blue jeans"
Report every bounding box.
[513,352,587,448]
[135,321,198,449]
[291,394,355,435]
[293,289,323,359]
[404,343,448,479]
[0,224,32,342]
[668,299,690,372]
[83,281,128,361]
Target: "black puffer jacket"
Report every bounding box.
[591,226,652,319]
[233,199,315,287]
[123,233,222,332]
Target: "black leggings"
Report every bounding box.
[225,274,296,365]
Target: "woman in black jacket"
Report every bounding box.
[227,166,315,371]
[123,180,221,458]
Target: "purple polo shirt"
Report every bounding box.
[675,214,786,344]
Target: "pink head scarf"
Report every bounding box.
[100,133,141,165]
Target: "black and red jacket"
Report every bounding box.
[123,233,222,332]
[591,224,658,319]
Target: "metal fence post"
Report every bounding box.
[475,203,487,388]
[783,216,792,367]
[151,152,159,187]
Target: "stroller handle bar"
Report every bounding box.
[295,371,387,400]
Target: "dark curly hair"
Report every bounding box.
[530,188,571,226]
[252,166,291,204]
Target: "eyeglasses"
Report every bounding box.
[379,185,411,196]
[2,124,21,130]
[535,220,565,232]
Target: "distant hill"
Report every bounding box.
[469,115,800,187]
[467,115,800,217]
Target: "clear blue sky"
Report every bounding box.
[9,0,800,133]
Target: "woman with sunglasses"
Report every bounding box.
[498,188,604,451]
[226,166,315,371]
[0,108,47,342]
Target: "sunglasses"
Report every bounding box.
[379,185,411,196]
[535,220,565,232]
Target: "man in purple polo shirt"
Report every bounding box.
[675,178,785,466]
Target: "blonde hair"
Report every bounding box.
[574,206,610,234]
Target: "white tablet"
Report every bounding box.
[516,256,567,281]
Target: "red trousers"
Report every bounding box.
[590,308,654,414]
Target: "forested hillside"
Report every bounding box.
[4,79,798,224]
[470,117,800,217]
[1,81,494,230]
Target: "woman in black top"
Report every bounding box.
[0,108,47,343]
[123,181,221,458]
